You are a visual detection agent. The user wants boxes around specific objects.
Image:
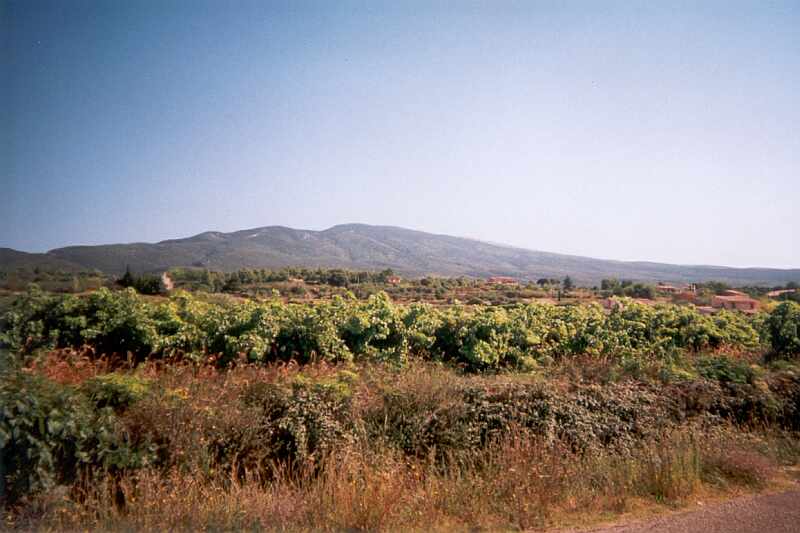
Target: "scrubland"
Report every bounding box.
[2,287,799,531]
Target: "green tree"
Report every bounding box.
[601,278,619,291]
[118,266,135,288]
[378,268,395,283]
[133,275,164,295]
[327,270,350,287]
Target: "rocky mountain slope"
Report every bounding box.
[3,224,798,285]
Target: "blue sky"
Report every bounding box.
[2,0,798,268]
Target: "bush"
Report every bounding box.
[118,270,164,295]
[366,380,678,460]
[0,370,151,504]
[235,376,358,466]
[695,356,755,385]
[0,285,69,355]
[768,302,800,357]
[81,373,152,411]
[81,288,160,358]
[767,366,800,430]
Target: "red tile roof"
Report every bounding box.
[767,289,797,297]
[713,295,757,302]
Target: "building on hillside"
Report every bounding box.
[600,297,655,311]
[656,283,681,294]
[767,289,798,298]
[486,276,518,285]
[719,289,747,297]
[711,294,760,313]
[658,283,697,296]
[674,291,697,302]
[386,275,402,285]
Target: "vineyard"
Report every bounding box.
[1,287,800,530]
[2,286,789,370]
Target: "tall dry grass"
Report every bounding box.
[6,357,797,531]
[12,426,781,532]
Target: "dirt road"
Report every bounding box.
[566,490,800,533]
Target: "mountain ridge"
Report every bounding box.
[2,224,798,286]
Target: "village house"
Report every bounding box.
[656,283,681,294]
[486,276,518,285]
[767,289,798,298]
[674,291,697,303]
[711,294,760,313]
[386,275,402,285]
[657,283,696,296]
[600,297,656,311]
[719,289,748,297]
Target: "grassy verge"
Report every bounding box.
[3,356,799,531]
[9,426,797,531]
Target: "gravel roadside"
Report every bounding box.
[559,489,800,533]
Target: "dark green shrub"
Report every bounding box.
[695,356,755,384]
[132,275,165,295]
[767,367,800,430]
[118,269,164,295]
[0,285,68,355]
[696,381,778,426]
[0,370,151,505]
[232,378,357,467]
[367,382,675,459]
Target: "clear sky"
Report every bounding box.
[2,0,798,268]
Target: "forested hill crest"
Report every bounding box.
[2,224,799,285]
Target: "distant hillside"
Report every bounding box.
[2,224,799,286]
[0,248,85,273]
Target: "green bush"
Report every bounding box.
[768,302,800,357]
[0,370,152,504]
[81,288,160,358]
[81,373,152,411]
[767,365,800,430]
[235,376,358,466]
[0,285,67,355]
[366,381,679,460]
[695,356,755,385]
